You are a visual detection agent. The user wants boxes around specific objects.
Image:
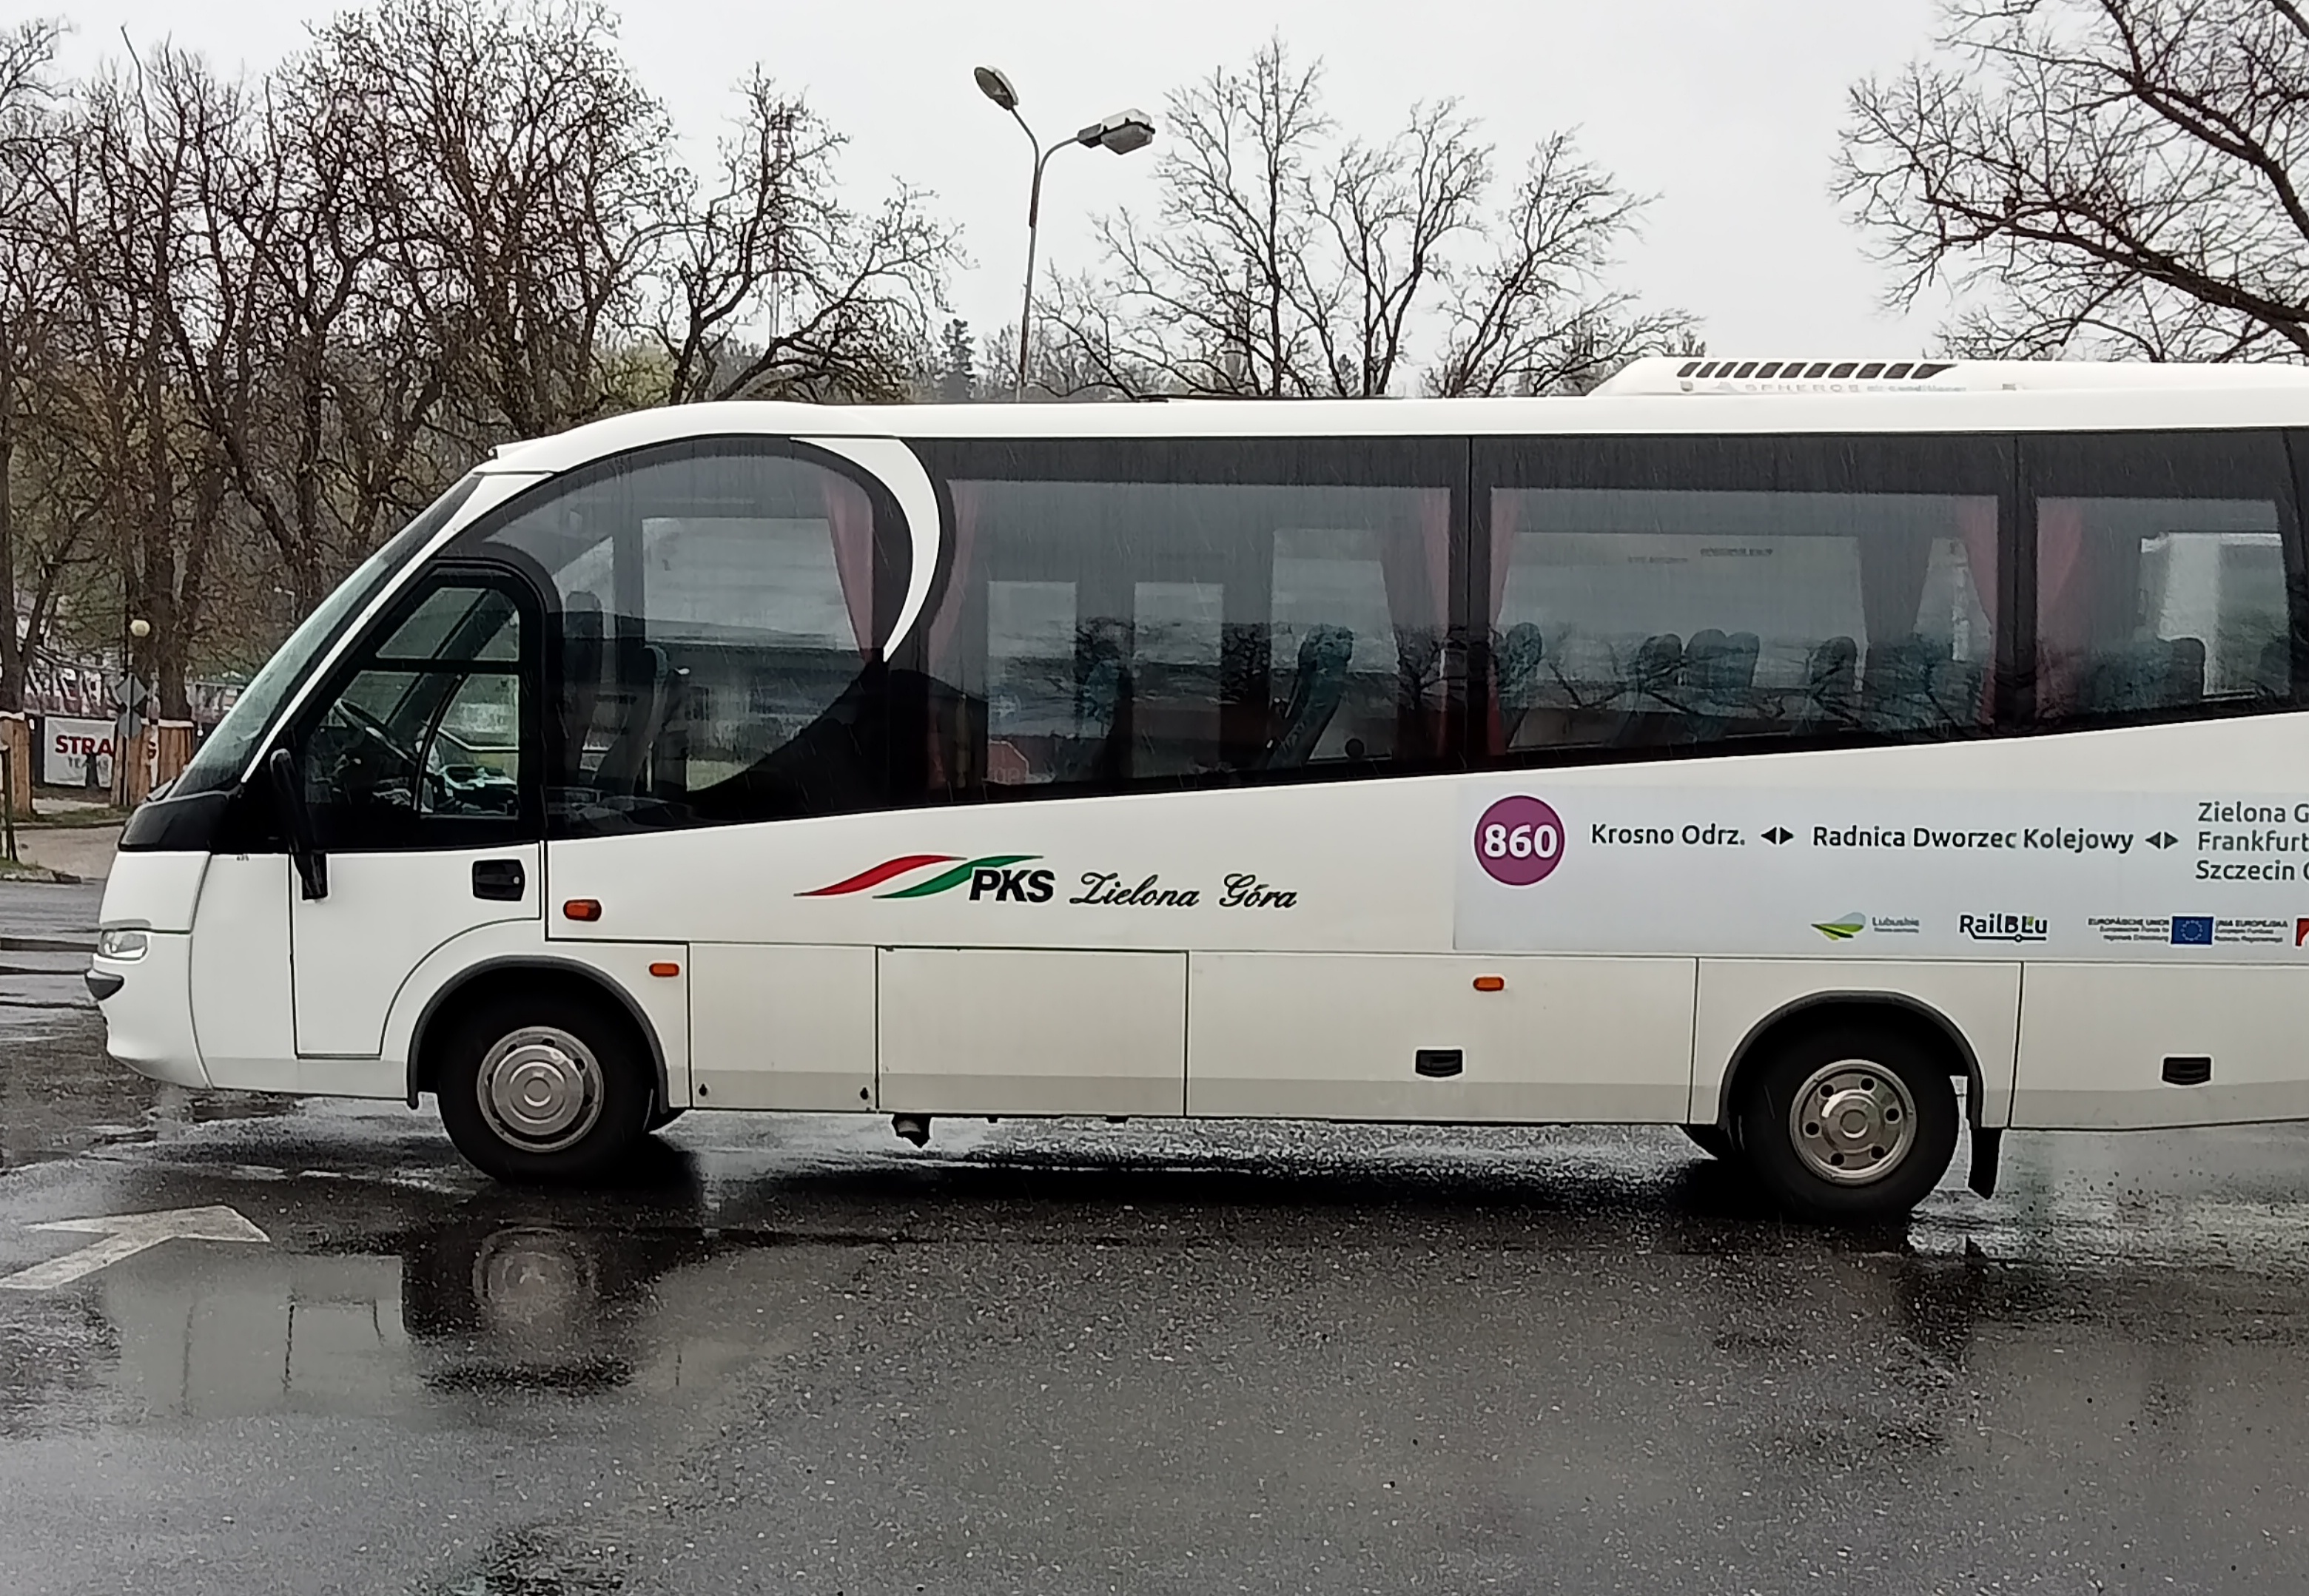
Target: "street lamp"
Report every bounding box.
[975,65,1154,400]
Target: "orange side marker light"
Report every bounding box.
[1473,975,1506,992]
[649,961,681,978]
[562,899,602,922]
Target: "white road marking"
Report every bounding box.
[0,1205,269,1291]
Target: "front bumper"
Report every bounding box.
[92,932,210,1088]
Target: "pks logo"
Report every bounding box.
[799,853,1055,902]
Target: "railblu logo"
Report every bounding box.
[1960,912,2048,943]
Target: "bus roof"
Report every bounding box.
[1591,354,2309,396]
[480,360,2309,477]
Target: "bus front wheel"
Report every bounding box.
[436,990,653,1184]
[1734,1024,1958,1222]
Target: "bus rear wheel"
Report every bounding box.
[1734,1023,1957,1222]
[436,990,653,1184]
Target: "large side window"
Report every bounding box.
[1476,436,2009,756]
[911,439,1461,795]
[460,439,907,835]
[293,573,534,850]
[2024,431,2302,726]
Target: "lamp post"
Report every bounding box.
[974,66,1154,401]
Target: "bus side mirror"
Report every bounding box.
[266,747,329,901]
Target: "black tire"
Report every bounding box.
[1681,1123,1738,1161]
[435,988,653,1184]
[1734,1023,1959,1222]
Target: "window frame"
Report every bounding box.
[281,561,545,852]
[903,434,1474,803]
[265,423,2309,837]
[446,434,915,836]
[2015,427,2308,734]
[1468,430,2021,772]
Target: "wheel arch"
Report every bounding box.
[406,956,670,1112]
[1712,990,1984,1131]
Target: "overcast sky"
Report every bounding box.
[50,0,1958,366]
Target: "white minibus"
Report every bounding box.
[88,357,2309,1219]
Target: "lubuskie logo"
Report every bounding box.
[799,854,1055,902]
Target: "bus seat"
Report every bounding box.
[2078,636,2207,715]
[1495,623,1545,712]
[1058,627,1130,784]
[1076,642,1126,729]
[1798,636,1858,727]
[1681,629,1760,740]
[1264,624,1357,768]
[2165,636,2208,703]
[1860,637,1944,733]
[2255,634,2293,698]
[1608,633,1684,746]
[557,602,605,784]
[593,643,673,792]
[1937,656,1988,728]
[1630,633,1684,706]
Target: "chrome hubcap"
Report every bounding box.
[1788,1060,1917,1185]
[476,1026,603,1153]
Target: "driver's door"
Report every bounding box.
[286,568,542,1058]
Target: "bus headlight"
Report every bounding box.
[97,927,150,960]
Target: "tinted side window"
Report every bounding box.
[463,439,908,834]
[1477,436,2009,755]
[2024,431,2301,726]
[294,575,534,851]
[912,439,1461,795]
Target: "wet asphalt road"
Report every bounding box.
[4,885,2309,1591]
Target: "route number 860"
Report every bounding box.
[1481,821,1559,861]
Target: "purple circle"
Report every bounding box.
[1474,795,1567,886]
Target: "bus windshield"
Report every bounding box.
[171,474,484,800]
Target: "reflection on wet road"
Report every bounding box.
[4,886,2309,1590]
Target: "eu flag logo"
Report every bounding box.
[2171,915,2215,946]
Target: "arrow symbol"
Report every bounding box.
[1764,826,1793,845]
[0,1205,269,1292]
[2148,832,2177,849]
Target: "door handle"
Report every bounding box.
[471,859,526,901]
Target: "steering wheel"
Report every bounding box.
[336,698,421,772]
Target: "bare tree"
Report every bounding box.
[1838,0,2309,360]
[309,0,680,442]
[0,20,101,712]
[1049,41,1331,397]
[167,33,454,617]
[1043,38,1693,398]
[0,0,961,723]
[1426,135,1704,396]
[36,45,242,718]
[653,73,958,404]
